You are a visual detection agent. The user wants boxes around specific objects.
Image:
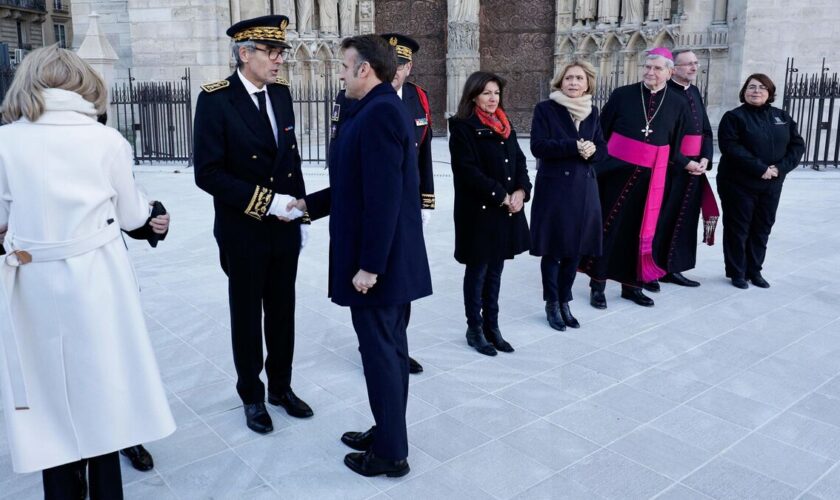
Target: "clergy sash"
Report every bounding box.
[679,133,720,246]
[606,132,668,282]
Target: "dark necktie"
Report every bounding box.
[255,90,271,128]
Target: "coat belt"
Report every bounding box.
[0,222,121,411]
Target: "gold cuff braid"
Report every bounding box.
[421,193,435,210]
[245,185,274,220]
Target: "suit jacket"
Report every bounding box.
[448,114,531,264]
[193,73,306,256]
[306,82,432,307]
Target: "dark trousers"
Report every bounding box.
[463,260,505,329]
[221,248,299,404]
[43,452,122,500]
[589,279,638,294]
[350,304,410,460]
[717,180,783,279]
[541,256,580,303]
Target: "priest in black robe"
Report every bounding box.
[580,47,694,308]
[653,50,719,288]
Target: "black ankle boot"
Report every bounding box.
[466,326,497,356]
[483,325,514,352]
[545,301,566,331]
[559,302,580,328]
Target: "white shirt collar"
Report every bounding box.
[396,86,403,100]
[671,78,691,90]
[237,69,265,95]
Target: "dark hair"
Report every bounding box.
[455,71,506,119]
[739,73,776,104]
[340,35,396,83]
[671,49,695,63]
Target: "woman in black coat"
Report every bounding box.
[530,60,606,331]
[717,73,805,289]
[449,71,531,356]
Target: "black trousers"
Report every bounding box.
[221,248,299,404]
[43,452,122,500]
[717,179,783,279]
[350,304,410,460]
[589,279,639,294]
[463,260,505,329]
[541,256,580,303]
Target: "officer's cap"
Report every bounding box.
[380,33,420,63]
[227,15,291,48]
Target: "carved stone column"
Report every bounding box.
[357,0,375,34]
[446,20,480,118]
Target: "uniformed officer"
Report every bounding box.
[193,15,313,435]
[327,33,433,375]
[290,35,432,477]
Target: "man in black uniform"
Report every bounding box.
[193,15,313,435]
[327,33,433,375]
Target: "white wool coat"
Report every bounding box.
[0,105,175,473]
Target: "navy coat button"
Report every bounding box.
[252,155,257,159]
[287,173,293,178]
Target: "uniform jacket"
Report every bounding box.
[331,82,434,208]
[448,114,531,264]
[0,111,174,473]
[717,103,805,190]
[193,73,306,256]
[306,82,432,307]
[529,100,605,258]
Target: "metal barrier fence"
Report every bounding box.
[783,58,840,169]
[111,68,193,165]
[291,81,337,166]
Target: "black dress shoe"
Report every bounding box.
[120,445,154,472]
[749,273,770,288]
[661,272,701,287]
[466,326,497,356]
[731,277,749,289]
[268,389,314,418]
[545,301,566,331]
[341,426,375,451]
[559,302,580,329]
[620,288,655,307]
[244,403,273,434]
[344,451,410,478]
[408,356,423,374]
[590,289,607,309]
[642,280,661,293]
[483,325,514,353]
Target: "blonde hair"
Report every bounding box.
[1,45,108,124]
[551,60,597,96]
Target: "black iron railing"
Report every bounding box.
[783,58,840,169]
[111,68,193,165]
[290,81,337,166]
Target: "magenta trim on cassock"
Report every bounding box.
[680,134,703,157]
[606,132,669,282]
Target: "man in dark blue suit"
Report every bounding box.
[290,35,432,477]
[193,15,313,435]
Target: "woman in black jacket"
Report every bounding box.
[530,60,606,331]
[449,71,531,356]
[717,73,805,289]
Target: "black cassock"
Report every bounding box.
[581,82,690,287]
[653,79,716,274]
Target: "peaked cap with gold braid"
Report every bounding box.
[227,15,292,48]
[380,33,420,63]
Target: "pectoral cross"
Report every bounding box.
[641,124,653,138]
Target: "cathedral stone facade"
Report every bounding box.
[71,0,839,134]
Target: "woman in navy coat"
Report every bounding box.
[530,60,606,330]
[449,71,531,356]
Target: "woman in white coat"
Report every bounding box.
[0,46,175,499]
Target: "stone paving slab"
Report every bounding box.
[2,139,840,499]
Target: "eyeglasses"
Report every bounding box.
[747,84,768,91]
[676,61,700,67]
[253,46,288,60]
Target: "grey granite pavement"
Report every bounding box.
[2,139,840,499]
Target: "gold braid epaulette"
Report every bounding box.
[245,185,273,220]
[275,76,290,86]
[421,193,435,210]
[301,211,311,224]
[201,80,230,93]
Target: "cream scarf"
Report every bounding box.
[549,91,592,130]
[41,88,97,116]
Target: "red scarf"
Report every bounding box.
[475,106,511,139]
